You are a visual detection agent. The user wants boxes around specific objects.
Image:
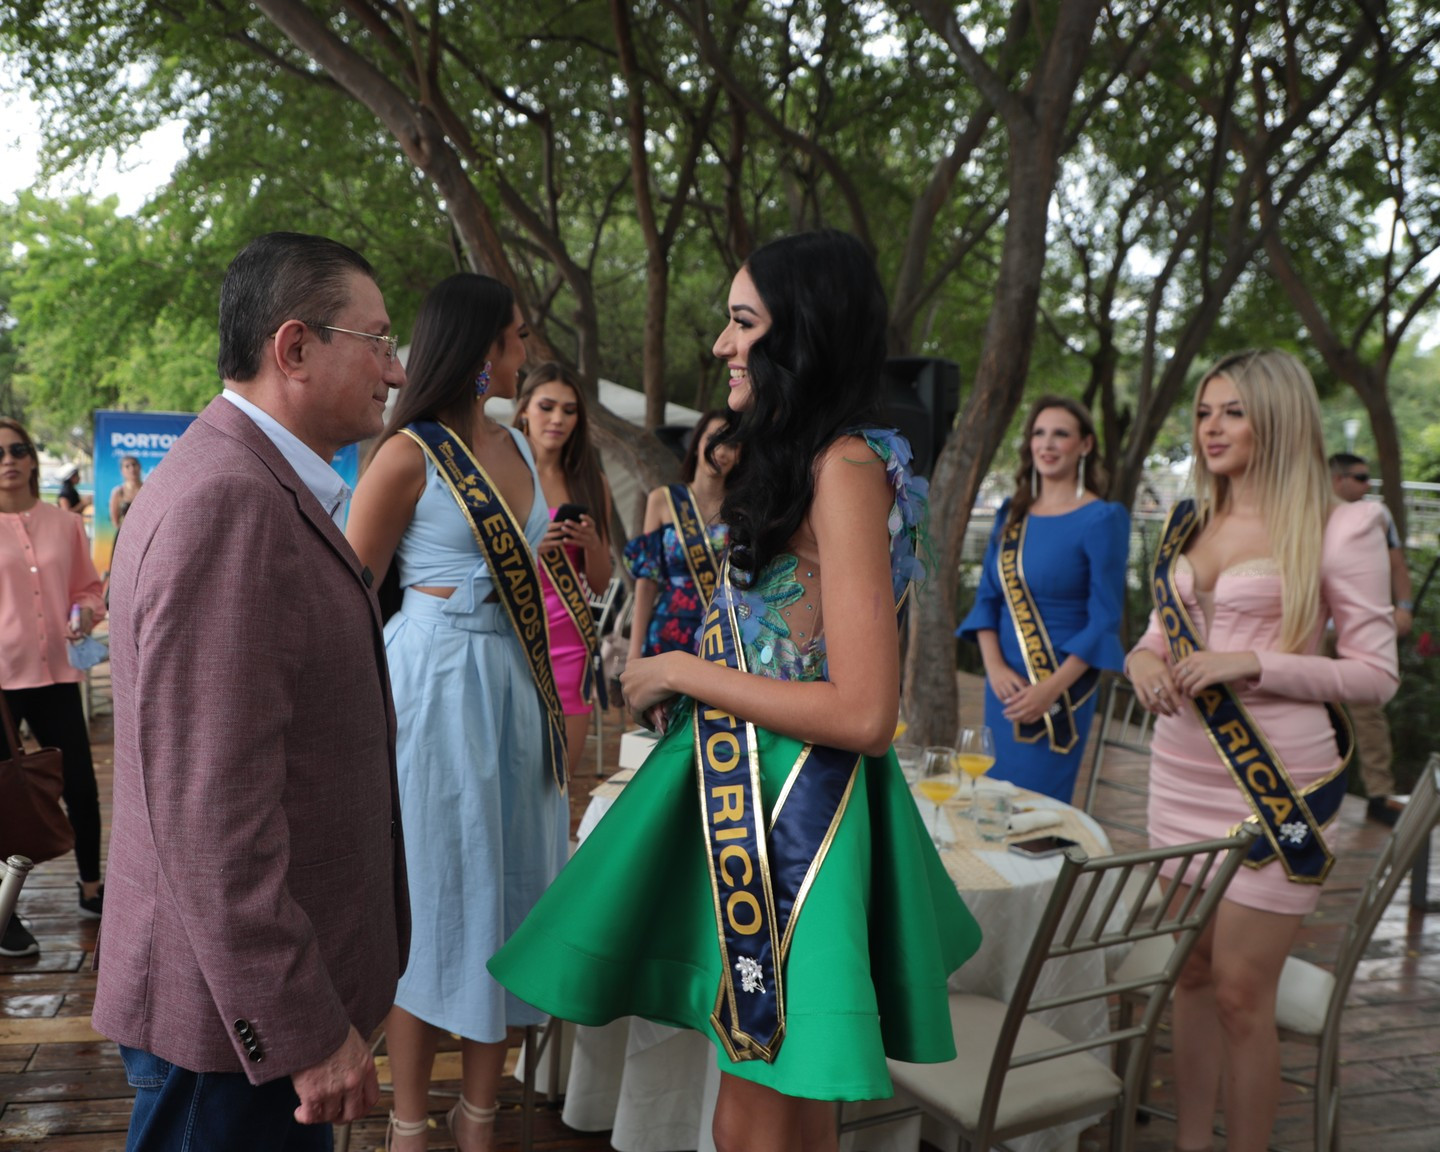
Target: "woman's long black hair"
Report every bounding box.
[369,272,515,460]
[367,272,514,619]
[680,409,731,484]
[709,230,888,582]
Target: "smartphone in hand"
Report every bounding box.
[553,503,588,523]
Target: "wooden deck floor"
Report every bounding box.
[2,672,1437,1150]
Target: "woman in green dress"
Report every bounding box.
[490,230,980,1152]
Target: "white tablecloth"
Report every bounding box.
[550,744,1114,1152]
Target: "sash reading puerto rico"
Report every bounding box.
[997,515,1099,753]
[1153,499,1351,883]
[539,543,607,710]
[666,484,721,608]
[403,421,568,790]
[695,560,859,1063]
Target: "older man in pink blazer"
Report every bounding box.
[94,232,410,1151]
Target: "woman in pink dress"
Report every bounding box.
[514,362,613,773]
[1126,349,1397,1152]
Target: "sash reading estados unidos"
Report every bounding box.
[997,514,1099,753]
[403,421,568,790]
[1152,499,1351,883]
[694,559,860,1064]
[665,484,721,609]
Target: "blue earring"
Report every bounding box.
[475,361,492,396]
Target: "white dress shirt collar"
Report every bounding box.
[220,390,351,525]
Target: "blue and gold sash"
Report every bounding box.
[666,484,721,608]
[695,560,859,1063]
[403,421,568,790]
[1153,500,1351,883]
[539,543,607,710]
[997,515,1099,753]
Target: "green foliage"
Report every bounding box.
[1387,544,1440,789]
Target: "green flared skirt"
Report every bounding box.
[488,709,982,1100]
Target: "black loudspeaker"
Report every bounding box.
[881,357,961,478]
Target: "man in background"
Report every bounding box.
[94,232,410,1148]
[1330,452,1413,826]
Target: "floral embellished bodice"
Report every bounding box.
[718,427,927,683]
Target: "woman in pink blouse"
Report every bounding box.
[1125,350,1398,1152]
[0,419,107,958]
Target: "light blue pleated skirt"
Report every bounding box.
[387,588,569,1040]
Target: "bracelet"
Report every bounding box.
[1396,599,1414,613]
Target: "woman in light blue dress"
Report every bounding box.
[347,273,568,1152]
[957,395,1129,802]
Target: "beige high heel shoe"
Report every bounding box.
[446,1096,498,1151]
[384,1111,430,1151]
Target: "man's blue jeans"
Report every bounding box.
[119,1045,333,1152]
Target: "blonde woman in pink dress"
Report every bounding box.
[1126,349,1397,1152]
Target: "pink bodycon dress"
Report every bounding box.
[1130,500,1398,914]
[540,508,593,716]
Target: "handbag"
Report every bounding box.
[0,688,74,864]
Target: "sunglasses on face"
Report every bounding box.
[0,443,33,461]
[1347,472,1370,484]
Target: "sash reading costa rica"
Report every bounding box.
[997,516,1098,753]
[694,559,859,1063]
[665,484,721,608]
[402,421,568,790]
[1153,500,1351,883]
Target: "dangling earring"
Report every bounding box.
[1076,454,1087,498]
[1030,465,1039,500]
[475,361,492,397]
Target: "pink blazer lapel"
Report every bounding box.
[196,398,383,633]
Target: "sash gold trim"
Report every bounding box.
[403,422,568,790]
[1152,500,1351,883]
[539,543,607,709]
[694,559,860,1064]
[997,515,1098,753]
[666,484,721,608]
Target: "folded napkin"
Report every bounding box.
[958,776,1017,800]
[1007,808,1063,835]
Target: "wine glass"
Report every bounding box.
[955,725,997,824]
[917,745,960,842]
[955,725,996,783]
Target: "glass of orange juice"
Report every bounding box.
[956,725,996,825]
[917,745,960,843]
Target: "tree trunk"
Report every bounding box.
[903,0,1106,747]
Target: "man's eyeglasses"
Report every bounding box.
[1346,472,1370,484]
[1,443,34,460]
[317,325,400,363]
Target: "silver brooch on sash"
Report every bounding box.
[1278,821,1308,846]
[735,956,766,995]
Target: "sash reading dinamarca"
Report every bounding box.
[997,515,1099,753]
[1153,499,1351,883]
[539,543,607,710]
[665,484,720,608]
[695,560,859,1063]
[403,421,568,790]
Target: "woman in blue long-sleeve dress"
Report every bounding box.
[957,395,1129,802]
